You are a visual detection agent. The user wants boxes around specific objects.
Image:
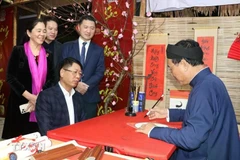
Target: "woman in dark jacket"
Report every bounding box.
[2,18,54,139]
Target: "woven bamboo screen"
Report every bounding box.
[133,16,240,122]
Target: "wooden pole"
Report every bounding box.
[140,0,146,17]
[13,6,17,46]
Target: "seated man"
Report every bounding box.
[36,57,86,135]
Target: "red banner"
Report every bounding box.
[92,0,133,114]
[145,44,165,100]
[0,7,14,117]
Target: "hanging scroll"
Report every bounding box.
[194,27,218,73]
[143,34,168,109]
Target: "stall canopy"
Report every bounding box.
[146,0,240,12]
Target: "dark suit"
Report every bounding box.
[43,40,62,83]
[61,39,105,118]
[52,40,62,68]
[35,84,86,135]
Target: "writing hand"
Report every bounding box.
[136,123,156,135]
[148,108,168,120]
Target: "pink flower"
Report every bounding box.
[133,22,138,26]
[88,0,92,2]
[120,59,123,63]
[94,9,97,13]
[131,35,135,41]
[103,29,109,36]
[112,101,116,106]
[146,12,152,17]
[114,0,118,5]
[112,78,116,82]
[101,96,104,100]
[133,29,138,35]
[103,41,107,45]
[65,25,68,28]
[122,11,127,17]
[106,83,110,87]
[124,66,129,71]
[105,78,108,82]
[125,2,130,8]
[113,46,117,51]
[110,63,114,67]
[114,73,120,77]
[118,33,123,39]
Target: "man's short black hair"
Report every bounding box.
[57,57,82,79]
[42,16,58,24]
[76,14,96,25]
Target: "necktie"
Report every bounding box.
[80,42,87,66]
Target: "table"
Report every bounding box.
[47,109,182,160]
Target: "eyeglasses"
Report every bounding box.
[63,69,84,77]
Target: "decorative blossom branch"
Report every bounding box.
[39,0,162,114]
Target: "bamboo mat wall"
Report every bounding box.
[133,16,240,122]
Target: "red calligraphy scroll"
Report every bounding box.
[197,37,214,71]
[0,7,14,117]
[145,44,166,100]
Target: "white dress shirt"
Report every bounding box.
[59,82,75,124]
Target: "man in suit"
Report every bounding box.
[42,16,62,84]
[36,57,86,136]
[61,15,105,119]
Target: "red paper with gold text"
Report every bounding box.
[92,0,133,114]
[0,7,13,117]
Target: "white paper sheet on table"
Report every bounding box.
[135,122,168,128]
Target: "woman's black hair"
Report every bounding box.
[19,18,46,45]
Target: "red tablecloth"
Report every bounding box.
[47,109,182,160]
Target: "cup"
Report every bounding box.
[132,101,139,113]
